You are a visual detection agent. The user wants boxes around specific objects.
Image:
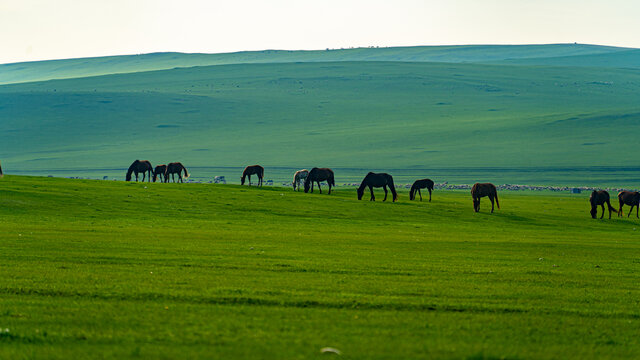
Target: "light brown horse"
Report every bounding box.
[304,168,335,194]
[617,191,640,218]
[471,183,500,213]
[409,178,434,202]
[126,160,153,182]
[153,165,167,183]
[165,162,190,183]
[292,169,309,191]
[241,165,264,186]
[357,172,398,202]
[590,190,615,219]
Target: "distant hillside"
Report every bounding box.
[495,48,640,68]
[1,60,640,185]
[0,44,629,85]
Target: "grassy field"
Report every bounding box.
[1,175,639,359]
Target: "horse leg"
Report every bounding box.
[369,186,375,201]
[418,188,422,201]
[328,182,331,194]
[318,181,322,194]
[629,205,633,218]
[428,188,432,202]
[383,186,388,202]
[142,172,146,182]
[600,204,605,219]
[619,202,624,217]
[490,195,495,213]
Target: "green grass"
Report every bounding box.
[1,175,639,359]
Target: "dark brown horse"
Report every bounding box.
[165,162,190,183]
[471,183,500,213]
[304,168,335,194]
[126,160,153,182]
[153,165,167,183]
[241,165,264,186]
[357,172,398,202]
[590,190,616,219]
[617,191,640,218]
[409,178,434,202]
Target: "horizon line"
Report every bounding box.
[2,42,637,66]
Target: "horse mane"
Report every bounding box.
[409,183,418,200]
[125,160,139,181]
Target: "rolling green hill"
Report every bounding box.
[0,44,629,85]
[1,45,640,185]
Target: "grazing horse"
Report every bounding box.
[590,190,615,219]
[471,183,500,213]
[165,162,190,183]
[125,160,153,182]
[409,178,434,202]
[241,165,264,186]
[357,172,398,202]
[617,191,640,218]
[304,168,335,194]
[292,169,309,191]
[153,165,167,183]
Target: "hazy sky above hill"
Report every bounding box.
[1,0,639,64]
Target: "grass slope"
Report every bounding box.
[1,60,640,185]
[496,49,640,68]
[0,44,628,85]
[1,175,639,359]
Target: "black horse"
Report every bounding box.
[125,160,153,182]
[357,172,398,202]
[618,191,640,218]
[409,178,434,202]
[165,162,189,183]
[153,164,167,183]
[471,183,500,213]
[241,165,264,186]
[590,190,616,219]
[304,168,335,194]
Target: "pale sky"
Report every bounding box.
[1,0,639,64]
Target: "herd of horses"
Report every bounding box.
[125,160,640,217]
[126,160,190,183]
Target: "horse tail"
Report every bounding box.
[494,187,500,209]
[388,175,398,202]
[183,165,190,179]
[607,200,616,213]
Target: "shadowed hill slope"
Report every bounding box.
[1,60,640,185]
